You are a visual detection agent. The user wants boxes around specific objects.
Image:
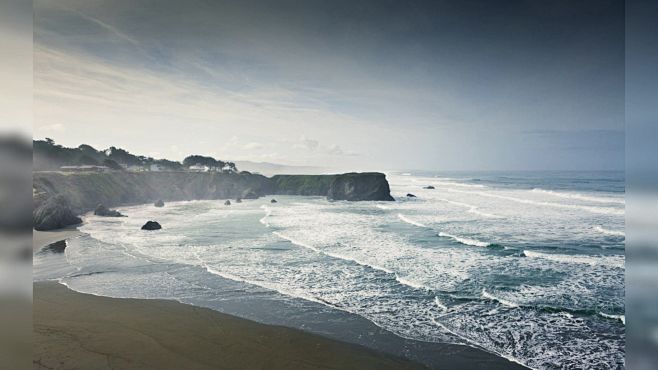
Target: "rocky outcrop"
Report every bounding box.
[32,171,394,229]
[40,240,67,254]
[270,173,394,201]
[326,173,395,201]
[224,200,231,206]
[94,204,125,217]
[33,194,82,231]
[423,186,435,189]
[154,200,165,207]
[271,199,277,203]
[141,221,161,230]
[406,193,417,198]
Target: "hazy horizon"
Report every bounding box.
[34,0,624,171]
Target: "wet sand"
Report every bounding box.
[33,228,81,252]
[33,282,428,370]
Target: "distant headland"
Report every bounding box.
[32,140,394,230]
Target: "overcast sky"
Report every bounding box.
[33,0,624,171]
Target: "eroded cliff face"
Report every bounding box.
[33,171,394,230]
[326,173,395,201]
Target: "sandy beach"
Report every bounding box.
[34,282,429,370]
[33,228,81,252]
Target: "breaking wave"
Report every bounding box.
[438,232,490,248]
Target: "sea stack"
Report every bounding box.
[325,173,395,201]
[94,204,125,217]
[33,194,83,231]
[225,200,231,206]
[141,221,162,230]
[271,199,277,203]
[154,200,165,207]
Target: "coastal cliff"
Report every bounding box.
[33,171,394,230]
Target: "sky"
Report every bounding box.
[33,0,624,171]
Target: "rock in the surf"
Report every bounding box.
[141,221,162,230]
[94,204,125,217]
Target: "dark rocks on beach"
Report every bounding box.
[271,199,277,203]
[40,240,68,254]
[423,186,435,189]
[154,200,165,207]
[33,194,83,231]
[326,173,395,201]
[224,200,231,206]
[141,221,162,230]
[406,193,417,198]
[94,204,125,217]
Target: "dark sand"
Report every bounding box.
[33,228,81,252]
[33,282,428,370]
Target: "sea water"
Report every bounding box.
[34,171,625,369]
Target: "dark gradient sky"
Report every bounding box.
[34,0,624,170]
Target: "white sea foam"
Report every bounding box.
[259,205,272,226]
[434,296,448,312]
[395,276,428,291]
[523,250,625,269]
[56,188,624,370]
[438,232,490,248]
[594,225,625,237]
[272,231,395,275]
[482,289,520,308]
[397,213,427,227]
[444,188,624,216]
[437,198,500,218]
[531,188,625,205]
[599,312,625,324]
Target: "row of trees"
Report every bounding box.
[34,138,237,172]
[182,155,237,171]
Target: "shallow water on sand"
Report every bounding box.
[35,171,625,369]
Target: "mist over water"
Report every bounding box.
[34,171,625,369]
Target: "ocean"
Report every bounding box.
[34,171,625,369]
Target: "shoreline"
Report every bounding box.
[33,230,529,370]
[33,227,82,252]
[34,281,427,370]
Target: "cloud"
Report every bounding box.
[293,136,319,151]
[72,9,140,46]
[327,144,344,155]
[243,142,264,150]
